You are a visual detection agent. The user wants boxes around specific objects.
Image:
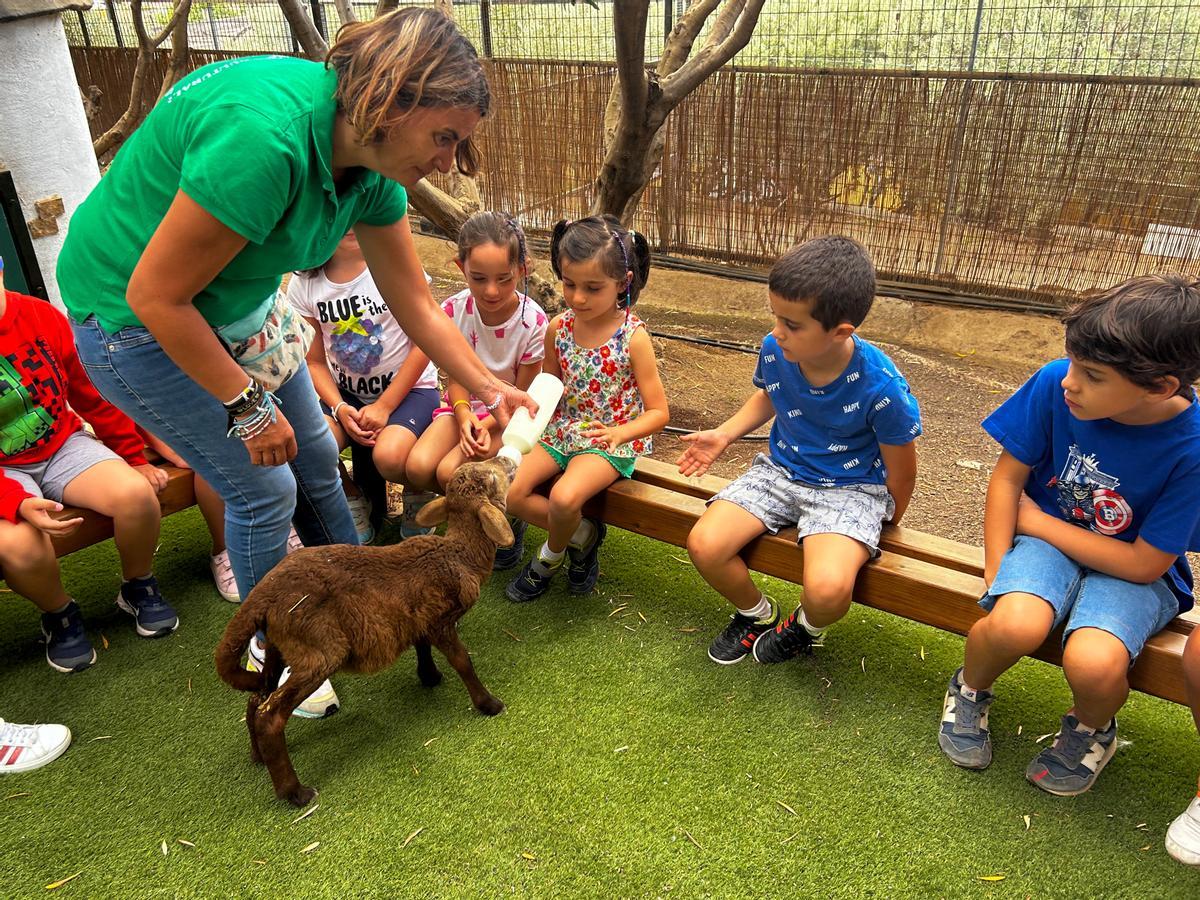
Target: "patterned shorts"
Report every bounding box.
[710,453,895,555]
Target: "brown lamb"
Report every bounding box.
[214,459,515,806]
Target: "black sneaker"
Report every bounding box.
[751,607,816,664]
[40,600,96,673]
[566,519,606,594]
[506,557,559,603]
[116,575,179,638]
[708,606,779,665]
[493,517,527,571]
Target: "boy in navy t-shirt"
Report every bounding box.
[678,236,921,666]
[938,274,1200,798]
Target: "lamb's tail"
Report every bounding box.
[214,599,266,693]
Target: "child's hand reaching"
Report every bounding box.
[581,422,624,452]
[133,463,168,493]
[458,416,491,458]
[18,497,84,536]
[676,429,732,477]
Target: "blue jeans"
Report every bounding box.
[71,316,358,602]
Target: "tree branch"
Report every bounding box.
[375,0,398,16]
[657,0,722,76]
[612,0,650,123]
[703,0,748,50]
[333,0,357,26]
[277,0,329,60]
[150,0,191,48]
[157,0,193,100]
[659,0,766,107]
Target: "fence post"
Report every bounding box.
[309,0,328,41]
[664,0,672,37]
[479,0,493,58]
[933,0,985,275]
[104,0,124,48]
[76,9,91,47]
[205,3,222,50]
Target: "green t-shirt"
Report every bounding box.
[58,56,408,331]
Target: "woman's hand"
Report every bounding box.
[242,408,298,466]
[356,399,394,435]
[482,381,535,428]
[676,430,732,477]
[458,415,491,458]
[336,404,377,447]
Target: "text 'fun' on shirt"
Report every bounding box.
[983,357,1200,612]
[287,267,436,400]
[753,333,922,487]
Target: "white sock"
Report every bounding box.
[569,518,597,550]
[538,542,565,566]
[737,594,774,622]
[799,607,826,637]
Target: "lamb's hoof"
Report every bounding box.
[476,696,505,716]
[285,785,318,808]
[418,667,443,688]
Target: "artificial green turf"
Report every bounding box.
[2,508,1199,898]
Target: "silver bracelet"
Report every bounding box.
[482,390,503,412]
[331,401,349,420]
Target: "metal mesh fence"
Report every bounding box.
[64,3,1200,308]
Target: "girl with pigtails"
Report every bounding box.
[505,216,670,602]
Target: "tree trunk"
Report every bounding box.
[277,0,328,59]
[333,0,356,27]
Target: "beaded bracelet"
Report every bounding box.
[227,392,279,441]
[483,391,503,412]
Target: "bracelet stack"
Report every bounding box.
[225,384,280,441]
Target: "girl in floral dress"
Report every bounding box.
[505,216,670,601]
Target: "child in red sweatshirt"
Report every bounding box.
[0,259,177,672]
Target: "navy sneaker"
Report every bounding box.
[493,517,527,571]
[506,556,559,603]
[751,607,816,664]
[938,667,994,769]
[1026,713,1118,796]
[116,575,178,638]
[40,600,96,673]
[708,605,779,665]
[566,519,606,594]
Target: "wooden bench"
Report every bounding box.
[50,460,196,558]
[587,457,1193,705]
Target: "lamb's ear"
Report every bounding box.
[478,503,515,546]
[415,497,448,527]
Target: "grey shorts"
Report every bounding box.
[2,430,122,504]
[710,453,895,555]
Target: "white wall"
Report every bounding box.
[0,13,99,308]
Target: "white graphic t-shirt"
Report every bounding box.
[288,267,437,400]
[440,288,548,385]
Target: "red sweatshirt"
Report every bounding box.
[0,290,147,523]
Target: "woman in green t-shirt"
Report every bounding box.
[60,10,530,712]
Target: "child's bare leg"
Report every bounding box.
[406,416,458,492]
[686,500,769,611]
[193,475,227,554]
[797,533,870,629]
[1062,627,1129,730]
[322,414,361,498]
[545,454,620,553]
[61,461,160,580]
[962,592,1055,690]
[372,424,419,485]
[0,519,70,612]
[1184,627,1200,736]
[504,445,562,531]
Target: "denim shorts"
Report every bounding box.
[319,387,440,438]
[982,535,1180,661]
[710,453,894,556]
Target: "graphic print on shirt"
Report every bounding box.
[0,343,60,457]
[315,293,393,396]
[1047,443,1133,536]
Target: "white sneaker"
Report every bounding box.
[245,636,340,719]
[209,550,241,603]
[0,719,72,773]
[346,494,374,544]
[1167,795,1200,866]
[285,527,305,555]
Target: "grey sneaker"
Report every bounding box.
[1025,713,1117,796]
[938,668,994,769]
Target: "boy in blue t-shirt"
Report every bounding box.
[678,236,922,665]
[938,274,1200,799]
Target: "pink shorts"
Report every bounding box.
[432,397,490,421]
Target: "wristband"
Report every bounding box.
[332,401,349,420]
[452,399,471,412]
[223,379,263,418]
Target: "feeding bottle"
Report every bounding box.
[496,373,564,468]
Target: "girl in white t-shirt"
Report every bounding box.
[289,230,441,542]
[407,212,547,562]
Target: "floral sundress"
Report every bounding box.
[541,309,652,460]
